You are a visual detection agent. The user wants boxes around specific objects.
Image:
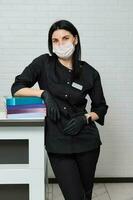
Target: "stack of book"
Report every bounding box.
[6,97,46,119]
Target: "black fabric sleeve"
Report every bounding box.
[88,71,108,126]
[11,55,46,97]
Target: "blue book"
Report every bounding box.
[6,97,44,106]
[7,103,46,110]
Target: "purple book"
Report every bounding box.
[7,108,46,114]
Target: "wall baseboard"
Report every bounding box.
[48,177,133,183]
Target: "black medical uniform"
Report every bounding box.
[11,53,108,200]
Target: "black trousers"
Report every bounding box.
[47,147,100,200]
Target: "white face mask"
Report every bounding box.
[53,42,75,59]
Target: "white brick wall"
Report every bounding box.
[0,0,133,177]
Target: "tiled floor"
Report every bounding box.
[46,183,133,200]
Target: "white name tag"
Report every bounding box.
[72,82,83,90]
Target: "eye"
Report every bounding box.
[52,39,58,43]
[63,37,69,40]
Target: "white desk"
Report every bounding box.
[0,119,48,200]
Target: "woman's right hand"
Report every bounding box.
[41,90,60,121]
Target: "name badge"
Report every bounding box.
[72,82,83,90]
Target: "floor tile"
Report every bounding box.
[47,183,133,200]
[47,183,53,193]
[50,183,109,200]
[105,183,133,200]
[92,183,110,199]
[52,183,64,200]
[93,183,107,195]
[47,192,53,200]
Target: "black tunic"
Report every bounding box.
[11,53,108,154]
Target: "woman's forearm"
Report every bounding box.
[14,88,44,98]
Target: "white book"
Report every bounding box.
[7,112,46,119]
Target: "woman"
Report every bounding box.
[11,20,108,200]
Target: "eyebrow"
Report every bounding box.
[52,35,70,40]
